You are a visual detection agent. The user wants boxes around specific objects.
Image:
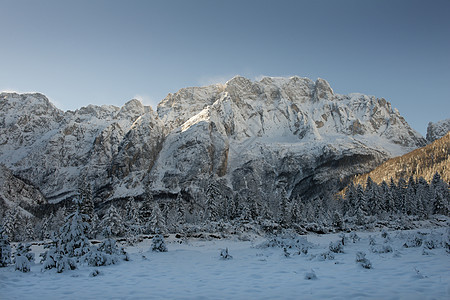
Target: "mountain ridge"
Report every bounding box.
[350,132,450,187]
[0,76,427,211]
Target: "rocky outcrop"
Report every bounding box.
[427,119,450,142]
[0,164,47,216]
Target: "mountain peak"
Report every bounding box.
[427,118,450,142]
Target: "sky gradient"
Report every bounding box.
[1,0,449,135]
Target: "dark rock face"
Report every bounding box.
[0,76,426,208]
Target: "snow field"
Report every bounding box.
[1,228,449,299]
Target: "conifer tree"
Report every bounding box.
[140,188,154,234]
[2,207,19,242]
[0,226,12,267]
[58,209,91,258]
[355,184,367,216]
[79,181,95,223]
[381,181,395,214]
[345,182,357,217]
[150,202,166,233]
[39,215,52,240]
[124,197,142,243]
[14,243,34,272]
[151,228,168,252]
[100,204,125,238]
[396,177,407,214]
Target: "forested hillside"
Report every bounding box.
[352,132,450,187]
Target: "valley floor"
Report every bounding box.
[1,228,449,299]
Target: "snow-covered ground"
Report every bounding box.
[1,228,449,299]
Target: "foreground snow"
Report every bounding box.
[1,228,449,299]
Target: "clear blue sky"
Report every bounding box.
[1,0,449,135]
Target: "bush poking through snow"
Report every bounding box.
[368,235,376,246]
[355,251,372,269]
[403,233,423,248]
[423,232,443,250]
[349,232,360,243]
[257,230,312,255]
[90,269,101,277]
[14,243,34,272]
[329,241,344,253]
[220,248,233,260]
[304,269,317,280]
[414,267,427,279]
[85,238,130,266]
[151,229,168,252]
[381,229,391,242]
[85,238,129,267]
[371,244,393,254]
[312,251,335,261]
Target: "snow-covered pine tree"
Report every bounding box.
[366,177,384,216]
[58,209,91,259]
[40,242,77,273]
[100,204,125,238]
[364,177,376,215]
[344,182,357,217]
[39,215,52,240]
[0,226,12,267]
[416,177,431,218]
[151,228,168,252]
[78,181,95,223]
[21,217,35,242]
[205,181,221,222]
[166,202,184,233]
[150,202,166,234]
[51,207,67,236]
[331,211,344,231]
[238,200,253,223]
[140,189,154,234]
[291,200,302,225]
[355,184,367,217]
[279,194,292,227]
[97,238,129,261]
[431,172,449,215]
[89,213,101,239]
[396,177,408,215]
[381,181,394,215]
[2,206,19,242]
[85,236,129,266]
[124,197,142,244]
[405,177,418,215]
[14,243,34,272]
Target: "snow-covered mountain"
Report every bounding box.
[427,119,450,142]
[0,76,426,207]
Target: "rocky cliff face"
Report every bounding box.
[0,76,426,208]
[0,164,47,216]
[427,119,450,142]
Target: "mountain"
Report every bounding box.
[0,76,426,212]
[427,119,450,142]
[351,132,450,187]
[0,164,47,217]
